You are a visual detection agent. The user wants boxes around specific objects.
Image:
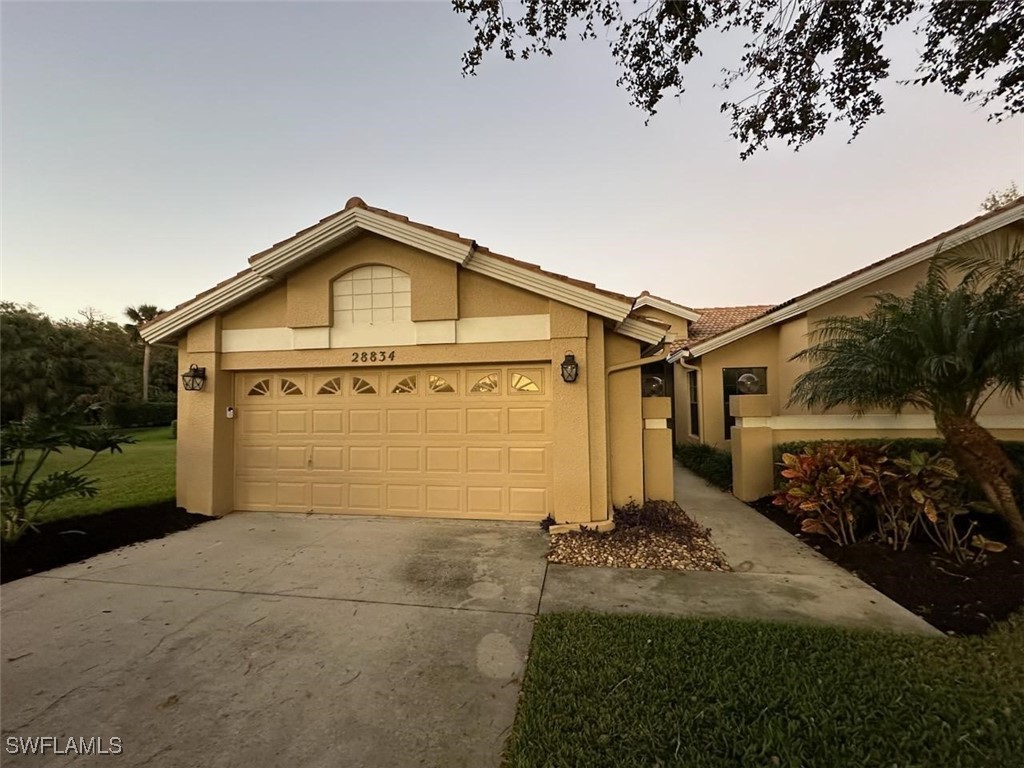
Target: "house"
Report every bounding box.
[140,197,676,528]
[667,198,1024,501]
[142,196,1024,523]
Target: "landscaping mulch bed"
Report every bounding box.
[751,497,1024,636]
[548,500,731,572]
[1,502,210,584]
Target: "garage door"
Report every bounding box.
[234,366,554,520]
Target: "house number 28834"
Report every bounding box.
[351,350,396,363]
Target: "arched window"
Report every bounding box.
[333,265,411,325]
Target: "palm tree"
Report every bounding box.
[789,237,1024,544]
[124,304,161,403]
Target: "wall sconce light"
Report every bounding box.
[181,364,207,392]
[560,352,579,383]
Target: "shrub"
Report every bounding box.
[773,443,878,545]
[774,438,1024,505]
[674,442,732,490]
[102,401,177,429]
[170,419,177,439]
[0,411,134,543]
[891,451,976,561]
[776,443,988,559]
[614,500,678,532]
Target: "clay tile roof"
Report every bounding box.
[667,305,773,355]
[690,305,775,340]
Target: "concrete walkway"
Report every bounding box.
[540,464,940,636]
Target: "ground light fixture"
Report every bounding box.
[181,364,207,392]
[560,352,579,383]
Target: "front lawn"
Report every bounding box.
[505,613,1024,768]
[2,426,176,523]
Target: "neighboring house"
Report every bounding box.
[140,197,676,527]
[666,198,1024,501]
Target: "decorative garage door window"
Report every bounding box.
[510,372,540,393]
[428,374,456,393]
[280,378,304,396]
[333,265,411,325]
[352,376,377,395]
[391,375,417,394]
[317,377,343,395]
[470,373,499,393]
[247,379,271,396]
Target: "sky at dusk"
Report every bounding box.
[3,1,1022,324]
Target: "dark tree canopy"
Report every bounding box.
[453,0,1023,158]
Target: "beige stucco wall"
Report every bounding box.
[585,316,610,520]
[641,397,674,501]
[220,340,554,371]
[281,232,458,327]
[221,284,287,330]
[696,325,779,447]
[692,230,1024,441]
[177,317,235,516]
[460,270,548,318]
[690,227,1024,501]
[174,233,655,522]
[548,302,594,523]
[606,333,644,506]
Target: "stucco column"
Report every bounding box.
[729,394,774,501]
[550,336,592,523]
[641,397,674,501]
[177,317,235,516]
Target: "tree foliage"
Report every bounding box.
[453,0,1023,158]
[788,236,1024,542]
[981,181,1021,212]
[124,304,161,342]
[0,302,177,423]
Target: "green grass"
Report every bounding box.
[505,613,1024,768]
[3,426,176,523]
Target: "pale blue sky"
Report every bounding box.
[3,1,1021,323]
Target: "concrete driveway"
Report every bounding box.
[0,514,548,768]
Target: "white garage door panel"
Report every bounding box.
[234,366,554,520]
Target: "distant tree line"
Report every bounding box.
[0,302,177,424]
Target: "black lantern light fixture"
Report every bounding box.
[560,352,579,383]
[181,364,207,392]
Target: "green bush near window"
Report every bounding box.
[674,442,732,491]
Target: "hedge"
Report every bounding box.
[103,401,177,429]
[674,442,732,491]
